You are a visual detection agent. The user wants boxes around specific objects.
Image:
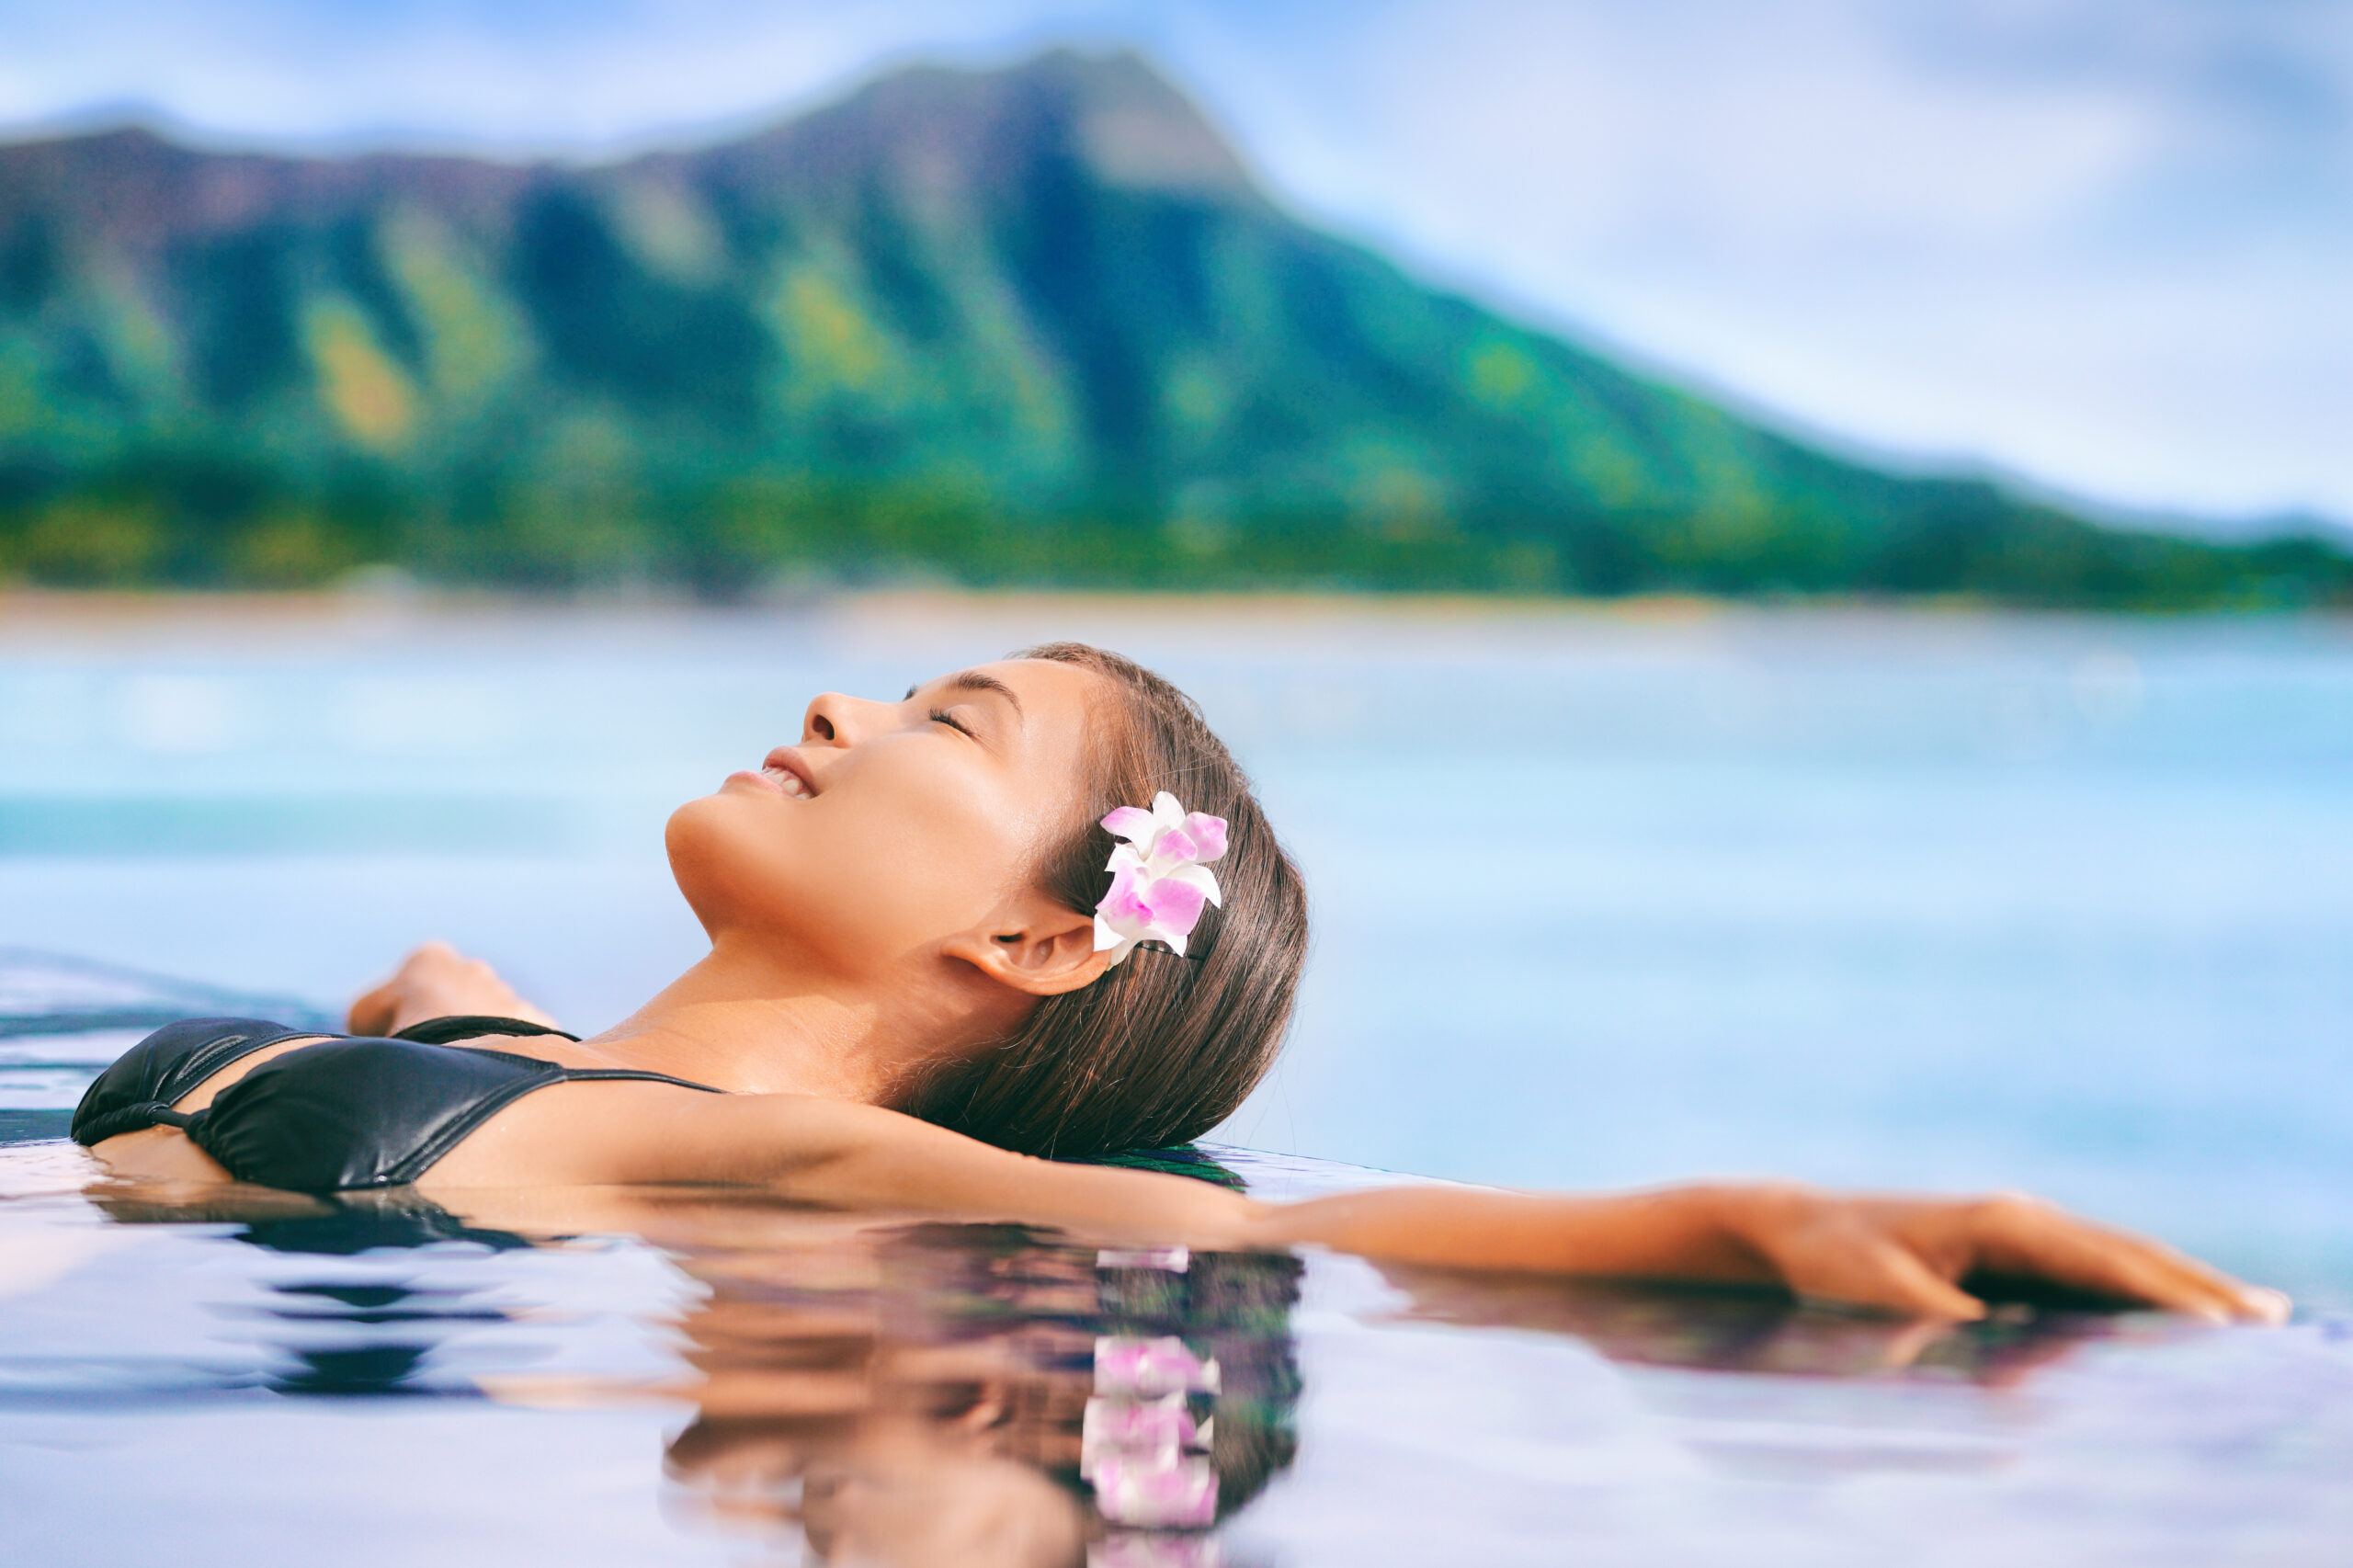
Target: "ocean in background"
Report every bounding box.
[3,592,2348,1305]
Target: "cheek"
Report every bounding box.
[819,767,1032,939]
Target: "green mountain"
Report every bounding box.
[0,49,2342,605]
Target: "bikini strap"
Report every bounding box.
[72,1098,207,1143]
[392,1016,584,1046]
[560,1067,727,1094]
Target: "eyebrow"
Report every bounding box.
[905,671,1026,722]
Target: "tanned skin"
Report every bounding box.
[90,658,2290,1326]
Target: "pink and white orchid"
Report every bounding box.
[1093,791,1229,965]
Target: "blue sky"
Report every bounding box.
[3,0,2347,527]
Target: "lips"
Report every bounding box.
[759,749,816,799]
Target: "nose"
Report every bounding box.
[801,692,892,746]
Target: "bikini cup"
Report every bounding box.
[72,1016,721,1191]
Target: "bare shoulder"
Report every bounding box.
[415,1078,883,1190]
[415,1081,1260,1245]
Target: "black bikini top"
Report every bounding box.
[71,1016,722,1192]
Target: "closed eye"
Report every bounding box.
[928,708,976,738]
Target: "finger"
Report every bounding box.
[1972,1200,2288,1324]
[2144,1253,2289,1325]
[1968,1199,2238,1319]
[2225,1285,2293,1325]
[2118,1258,2286,1324]
[1779,1232,1987,1322]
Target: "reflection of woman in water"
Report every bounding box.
[657,1220,1302,1566]
[87,1179,1300,1565]
[85,1171,2124,1564]
[78,642,2284,1328]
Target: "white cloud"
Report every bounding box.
[1,0,2347,520]
[1350,2,2157,251]
[1181,0,2353,519]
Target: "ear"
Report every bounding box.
[940,896,1118,998]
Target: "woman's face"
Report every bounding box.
[666,657,1108,981]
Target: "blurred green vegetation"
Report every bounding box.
[0,51,2344,609]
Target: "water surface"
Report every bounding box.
[4,1140,2350,1566]
[1,594,2350,1562]
[2,594,2346,1293]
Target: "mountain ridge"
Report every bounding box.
[0,48,2343,606]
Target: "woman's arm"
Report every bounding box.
[1248,1182,2288,1324]
[509,1086,2287,1325]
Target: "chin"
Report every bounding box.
[665,791,787,934]
[664,791,724,865]
[664,789,874,960]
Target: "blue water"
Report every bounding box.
[5,594,2353,1565]
[4,1138,2346,1568]
[2,595,2349,1304]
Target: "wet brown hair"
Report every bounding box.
[902,642,1308,1159]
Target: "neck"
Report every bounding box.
[582,935,931,1103]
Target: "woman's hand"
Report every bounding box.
[1713,1184,2290,1324]
[1251,1179,2288,1325]
[347,941,562,1038]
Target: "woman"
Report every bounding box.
[75,642,2286,1324]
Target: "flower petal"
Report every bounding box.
[1161,862,1222,908]
[1154,825,1199,864]
[1155,814,1228,866]
[1177,812,1228,862]
[1138,871,1208,936]
[1096,866,1156,937]
[1101,805,1155,843]
[1094,915,1139,961]
[1142,794,1186,857]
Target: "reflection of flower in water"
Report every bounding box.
[649,1217,1303,1566]
[1088,1447,1218,1532]
[1095,1334,1222,1396]
[84,1179,1302,1567]
[1085,1247,1230,1555]
[1086,1332,1221,1528]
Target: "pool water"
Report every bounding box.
[3,597,2349,1304]
[3,1132,2350,1566]
[3,596,2351,1561]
